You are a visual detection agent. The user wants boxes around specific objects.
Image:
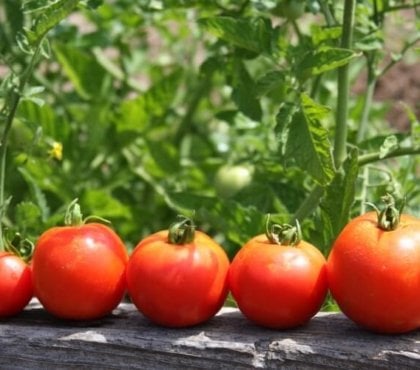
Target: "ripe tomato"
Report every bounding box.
[0,252,33,317]
[32,201,128,320]
[214,164,253,198]
[126,217,230,327]
[229,219,328,329]
[327,196,420,334]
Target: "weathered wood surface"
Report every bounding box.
[0,300,419,369]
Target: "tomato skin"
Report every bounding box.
[327,212,420,334]
[229,235,328,329]
[126,230,230,328]
[0,252,33,317]
[32,223,128,320]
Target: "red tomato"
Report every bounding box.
[126,217,230,327]
[229,221,328,329]
[327,203,420,334]
[0,252,33,317]
[32,222,128,320]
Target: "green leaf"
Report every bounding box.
[319,148,359,251]
[147,141,180,174]
[15,201,42,231]
[116,69,183,134]
[231,60,262,121]
[82,189,131,220]
[53,42,107,100]
[284,94,335,186]
[25,0,81,45]
[296,47,360,81]
[199,16,272,54]
[256,70,286,97]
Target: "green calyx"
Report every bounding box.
[367,193,405,231]
[64,198,111,227]
[168,215,196,245]
[265,214,302,246]
[3,232,34,263]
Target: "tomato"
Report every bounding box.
[214,164,253,198]
[229,218,328,329]
[273,0,306,20]
[32,201,128,320]
[327,195,420,334]
[126,217,230,327]
[0,252,33,317]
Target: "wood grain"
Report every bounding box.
[0,300,419,369]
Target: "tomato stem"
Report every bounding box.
[265,215,302,246]
[367,193,404,231]
[168,216,196,245]
[64,198,84,226]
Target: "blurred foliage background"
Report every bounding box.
[0,0,419,260]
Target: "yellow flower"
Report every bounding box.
[48,141,63,161]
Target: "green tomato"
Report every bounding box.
[273,0,306,20]
[214,165,253,198]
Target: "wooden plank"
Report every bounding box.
[0,300,419,369]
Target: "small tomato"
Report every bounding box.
[273,0,306,20]
[327,195,420,334]
[229,218,328,329]
[126,217,230,327]
[0,252,33,317]
[32,201,128,320]
[214,164,253,198]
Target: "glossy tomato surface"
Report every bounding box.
[32,223,128,320]
[126,230,230,327]
[327,212,420,334]
[229,235,328,329]
[0,252,33,317]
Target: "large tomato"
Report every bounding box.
[0,252,33,317]
[327,195,420,334]
[229,218,328,329]
[126,217,230,327]
[32,201,128,320]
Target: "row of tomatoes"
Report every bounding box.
[1,197,419,334]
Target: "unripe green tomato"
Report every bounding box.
[273,0,306,20]
[214,165,253,198]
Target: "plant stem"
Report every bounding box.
[333,0,356,168]
[0,45,42,250]
[356,52,377,144]
[358,146,420,166]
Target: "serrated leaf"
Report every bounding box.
[25,0,81,45]
[379,135,399,158]
[284,94,335,186]
[199,16,272,54]
[296,47,360,81]
[320,149,359,251]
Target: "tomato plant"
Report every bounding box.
[229,217,328,329]
[126,216,230,327]
[31,200,128,320]
[214,164,253,198]
[327,195,420,334]
[0,252,33,317]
